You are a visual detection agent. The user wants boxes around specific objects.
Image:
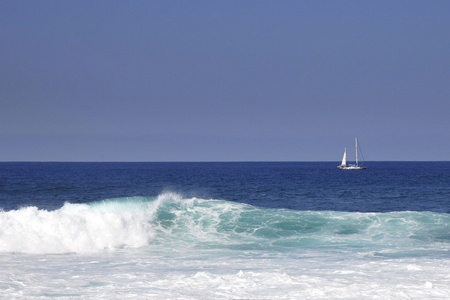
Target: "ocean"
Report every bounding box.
[0,162,449,299]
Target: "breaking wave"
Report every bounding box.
[0,193,448,254]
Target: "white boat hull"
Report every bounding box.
[338,165,367,170]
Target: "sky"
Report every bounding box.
[1,1,449,161]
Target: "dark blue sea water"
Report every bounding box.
[1,162,449,212]
[1,162,449,299]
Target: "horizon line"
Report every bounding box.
[1,160,449,163]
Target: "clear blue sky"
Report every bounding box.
[1,1,449,161]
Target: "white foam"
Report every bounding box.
[1,195,449,298]
[0,202,155,254]
[1,249,449,299]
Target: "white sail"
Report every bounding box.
[338,138,366,170]
[341,148,347,167]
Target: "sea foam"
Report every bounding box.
[0,199,156,253]
[1,193,448,256]
[1,193,449,299]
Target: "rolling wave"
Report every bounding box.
[0,192,448,254]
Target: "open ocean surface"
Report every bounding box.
[0,161,449,299]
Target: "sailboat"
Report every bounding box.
[338,137,367,170]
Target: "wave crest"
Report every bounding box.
[0,199,156,254]
[1,192,448,255]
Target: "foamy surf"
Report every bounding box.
[1,193,448,257]
[1,192,449,299]
[0,199,155,253]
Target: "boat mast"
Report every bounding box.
[355,137,358,166]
